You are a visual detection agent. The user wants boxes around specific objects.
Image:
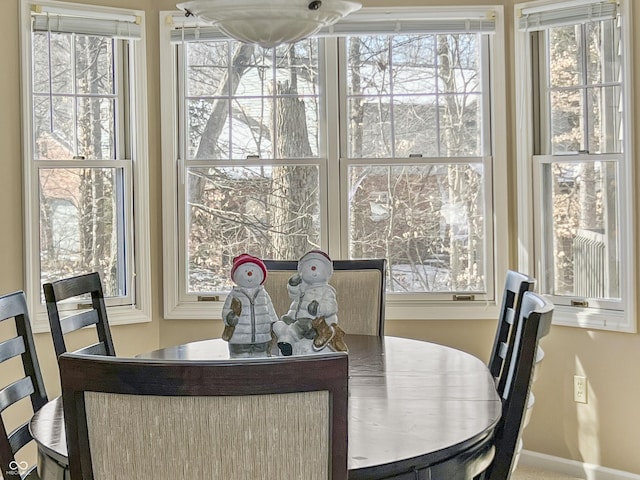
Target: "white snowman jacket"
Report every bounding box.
[287,281,338,323]
[222,286,277,344]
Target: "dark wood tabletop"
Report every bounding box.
[30,335,501,479]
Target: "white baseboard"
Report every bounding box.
[520,450,640,480]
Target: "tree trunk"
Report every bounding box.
[195,44,256,160]
[349,38,364,157]
[271,45,317,259]
[438,36,469,290]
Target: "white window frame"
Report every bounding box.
[334,30,496,305]
[159,6,508,321]
[514,0,636,332]
[20,0,152,332]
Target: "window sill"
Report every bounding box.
[163,298,500,321]
[550,304,635,333]
[386,298,499,320]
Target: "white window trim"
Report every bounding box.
[159,6,508,321]
[486,5,510,322]
[160,11,186,320]
[20,0,152,332]
[514,0,636,332]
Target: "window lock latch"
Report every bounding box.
[198,295,220,302]
[453,294,475,301]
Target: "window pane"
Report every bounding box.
[435,34,481,94]
[542,161,620,300]
[234,46,271,96]
[347,163,485,293]
[32,32,118,160]
[394,95,438,158]
[232,97,273,158]
[185,42,320,160]
[75,36,114,96]
[275,97,319,157]
[550,88,583,153]
[39,167,126,297]
[392,35,436,95]
[187,42,229,97]
[77,97,116,159]
[586,19,619,85]
[346,33,483,158]
[32,33,74,95]
[439,94,481,156]
[187,98,230,159]
[347,36,391,96]
[587,86,622,153]
[549,25,582,87]
[274,41,319,96]
[187,165,321,292]
[347,96,392,158]
[33,95,74,160]
[547,19,622,155]
[50,33,74,94]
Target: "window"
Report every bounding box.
[160,7,508,320]
[20,0,151,330]
[341,33,492,300]
[515,0,635,331]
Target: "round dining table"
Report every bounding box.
[30,335,501,480]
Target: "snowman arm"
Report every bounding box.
[307,300,319,316]
[222,292,239,326]
[221,293,233,316]
[286,281,301,299]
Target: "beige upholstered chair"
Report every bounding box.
[59,352,349,480]
[264,259,386,336]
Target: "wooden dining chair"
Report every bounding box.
[488,270,536,394]
[0,291,48,480]
[59,352,349,480]
[479,291,553,480]
[264,258,387,336]
[43,272,115,357]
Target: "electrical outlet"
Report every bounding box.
[574,375,587,403]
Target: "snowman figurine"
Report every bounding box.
[221,254,278,358]
[273,250,347,356]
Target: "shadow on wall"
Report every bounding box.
[526,325,640,474]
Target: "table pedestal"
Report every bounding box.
[38,451,69,480]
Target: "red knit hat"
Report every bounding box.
[231,254,267,284]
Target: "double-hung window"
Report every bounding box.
[20,0,151,329]
[160,7,507,320]
[515,0,635,330]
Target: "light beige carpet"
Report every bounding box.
[512,464,585,480]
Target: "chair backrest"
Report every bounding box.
[43,272,115,358]
[0,291,48,480]
[483,291,553,480]
[488,270,536,394]
[264,259,386,336]
[59,352,349,480]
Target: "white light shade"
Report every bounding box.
[176,0,362,48]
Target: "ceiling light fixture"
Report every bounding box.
[176,0,361,48]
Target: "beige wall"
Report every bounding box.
[4,0,640,475]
